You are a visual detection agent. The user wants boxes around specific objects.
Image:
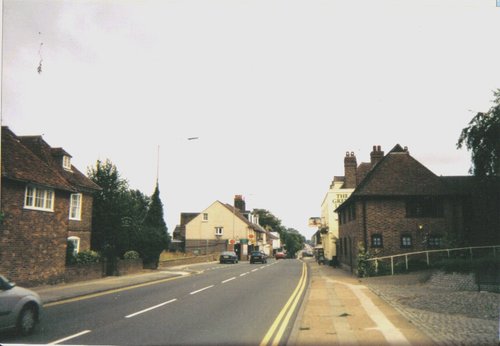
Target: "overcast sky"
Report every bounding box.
[2,0,499,240]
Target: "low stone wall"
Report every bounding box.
[65,259,144,283]
[427,271,477,291]
[116,259,144,276]
[160,254,218,268]
[64,262,105,283]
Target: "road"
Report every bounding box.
[2,259,306,345]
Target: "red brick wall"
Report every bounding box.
[0,179,69,285]
[338,197,459,272]
[68,193,94,251]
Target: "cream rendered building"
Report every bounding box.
[184,200,267,260]
[320,176,354,264]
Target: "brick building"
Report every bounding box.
[0,127,100,285]
[336,144,499,273]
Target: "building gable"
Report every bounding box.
[354,145,450,197]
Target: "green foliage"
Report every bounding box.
[136,184,170,268]
[65,240,76,265]
[434,256,499,274]
[75,250,101,264]
[457,88,500,176]
[282,228,305,258]
[123,250,140,260]
[356,243,372,277]
[88,159,129,255]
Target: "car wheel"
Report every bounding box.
[17,304,37,335]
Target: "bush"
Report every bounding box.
[75,250,101,264]
[66,241,76,265]
[433,256,499,274]
[123,250,140,260]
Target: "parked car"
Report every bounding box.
[219,251,238,264]
[250,251,267,264]
[0,275,42,335]
[275,252,286,260]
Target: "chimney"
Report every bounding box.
[370,145,384,166]
[234,195,246,212]
[344,151,357,188]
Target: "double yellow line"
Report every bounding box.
[260,262,308,346]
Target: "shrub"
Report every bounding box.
[65,240,76,265]
[75,250,101,264]
[123,250,140,260]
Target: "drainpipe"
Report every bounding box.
[362,201,368,251]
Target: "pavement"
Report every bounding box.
[31,259,499,345]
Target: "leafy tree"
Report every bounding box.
[137,184,170,268]
[253,209,286,235]
[282,228,305,258]
[457,89,500,176]
[253,209,305,256]
[122,189,150,253]
[88,159,129,272]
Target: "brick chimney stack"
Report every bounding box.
[344,151,357,188]
[234,195,246,212]
[370,145,384,166]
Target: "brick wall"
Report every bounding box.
[0,180,69,285]
[68,193,94,251]
[338,197,460,273]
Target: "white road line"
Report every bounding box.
[251,268,259,272]
[49,330,91,345]
[240,272,249,276]
[125,298,177,318]
[190,285,214,295]
[222,277,236,283]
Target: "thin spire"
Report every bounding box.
[156,145,160,185]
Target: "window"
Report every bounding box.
[406,197,444,218]
[69,193,82,220]
[67,236,80,255]
[63,155,72,170]
[371,234,383,248]
[215,227,223,236]
[401,235,412,248]
[25,186,54,211]
[203,213,208,221]
[427,235,442,248]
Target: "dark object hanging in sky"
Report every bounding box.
[37,32,43,74]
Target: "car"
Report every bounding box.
[275,251,286,260]
[0,275,42,335]
[219,251,238,264]
[250,251,267,264]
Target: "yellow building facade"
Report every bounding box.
[320,178,354,264]
[184,200,266,259]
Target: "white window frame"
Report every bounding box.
[69,193,82,220]
[63,155,72,170]
[202,213,208,221]
[68,236,80,255]
[215,227,223,236]
[24,185,54,212]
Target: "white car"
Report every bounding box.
[0,275,42,335]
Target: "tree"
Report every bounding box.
[282,228,305,258]
[137,183,170,268]
[457,89,500,177]
[87,159,129,257]
[253,209,286,235]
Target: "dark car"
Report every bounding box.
[0,275,42,335]
[219,251,238,264]
[250,251,267,264]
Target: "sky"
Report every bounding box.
[1,0,499,240]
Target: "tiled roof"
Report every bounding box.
[223,203,265,233]
[353,144,451,196]
[1,126,100,192]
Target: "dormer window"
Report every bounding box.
[63,155,72,170]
